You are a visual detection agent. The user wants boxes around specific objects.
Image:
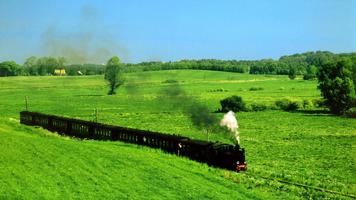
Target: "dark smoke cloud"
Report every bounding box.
[42,4,129,64]
[158,83,222,140]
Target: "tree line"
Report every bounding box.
[1,51,355,78]
[0,56,105,76]
[124,59,250,73]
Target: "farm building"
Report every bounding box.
[54,68,66,76]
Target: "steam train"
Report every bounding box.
[20,111,247,172]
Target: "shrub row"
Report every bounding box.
[219,96,326,113]
[208,88,228,92]
[249,87,264,91]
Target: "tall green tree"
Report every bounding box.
[24,56,38,75]
[317,58,355,115]
[104,56,124,95]
[288,68,296,80]
[0,61,21,76]
[303,65,317,80]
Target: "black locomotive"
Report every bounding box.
[20,111,247,172]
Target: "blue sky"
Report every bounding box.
[0,0,355,64]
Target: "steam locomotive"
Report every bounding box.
[20,111,247,172]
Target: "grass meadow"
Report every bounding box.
[0,70,355,199]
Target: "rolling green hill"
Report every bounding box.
[0,118,270,199]
[0,70,355,199]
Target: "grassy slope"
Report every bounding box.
[0,70,355,199]
[0,119,266,199]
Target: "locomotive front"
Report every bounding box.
[208,143,247,172]
[235,145,247,172]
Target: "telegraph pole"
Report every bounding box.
[94,108,98,123]
[25,96,28,111]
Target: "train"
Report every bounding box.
[20,111,247,172]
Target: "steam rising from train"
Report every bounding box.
[158,83,242,144]
[220,111,240,144]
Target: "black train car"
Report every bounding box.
[20,111,247,172]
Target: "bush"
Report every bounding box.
[162,79,179,84]
[249,87,264,91]
[208,88,228,92]
[303,74,315,80]
[312,99,326,108]
[302,99,313,109]
[275,99,300,112]
[220,95,246,112]
[250,103,268,111]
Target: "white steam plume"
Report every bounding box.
[220,111,240,144]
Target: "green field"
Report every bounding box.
[1,70,355,199]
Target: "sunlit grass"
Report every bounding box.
[0,70,355,199]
